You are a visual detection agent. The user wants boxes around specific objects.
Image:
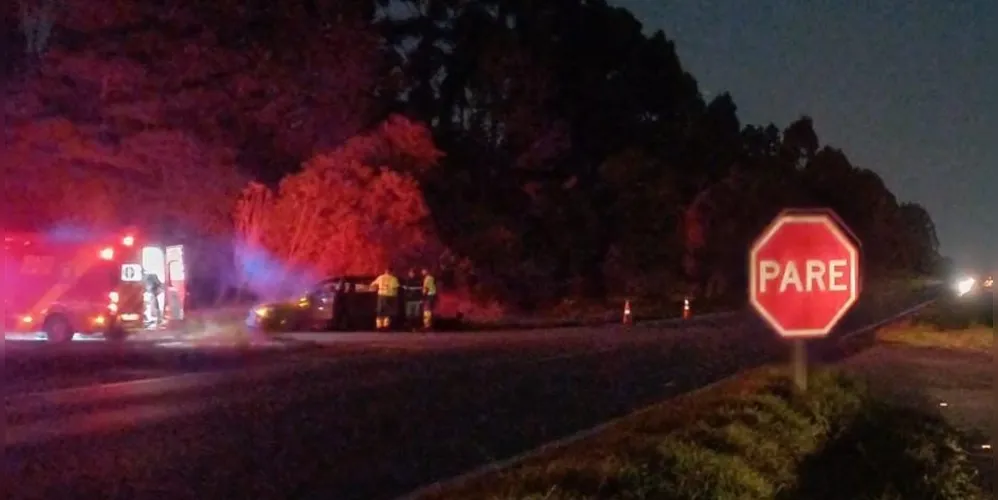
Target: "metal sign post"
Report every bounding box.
[749,209,862,391]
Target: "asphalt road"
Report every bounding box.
[4,291,938,500]
[5,312,772,499]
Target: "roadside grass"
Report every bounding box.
[875,289,993,352]
[465,298,703,330]
[789,401,984,500]
[876,324,993,352]
[533,275,936,329]
[416,366,983,500]
[914,291,993,330]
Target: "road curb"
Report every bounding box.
[836,299,937,342]
[825,299,938,360]
[394,299,937,500]
[394,368,746,500]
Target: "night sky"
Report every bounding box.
[616,0,996,269]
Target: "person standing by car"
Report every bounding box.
[143,271,164,328]
[403,269,423,331]
[371,268,400,331]
[331,279,349,330]
[421,268,437,330]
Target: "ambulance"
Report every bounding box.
[2,229,187,343]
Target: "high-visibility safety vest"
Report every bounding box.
[372,273,399,297]
[422,274,437,296]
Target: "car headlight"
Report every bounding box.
[254,306,272,318]
[955,277,976,296]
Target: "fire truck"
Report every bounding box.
[2,229,187,343]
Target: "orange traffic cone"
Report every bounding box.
[622,300,633,325]
[683,297,691,319]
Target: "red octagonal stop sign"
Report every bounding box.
[749,211,861,337]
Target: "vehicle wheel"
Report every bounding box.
[43,315,74,344]
[328,315,344,332]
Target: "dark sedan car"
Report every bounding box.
[246,276,408,332]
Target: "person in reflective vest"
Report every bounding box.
[403,269,423,330]
[421,268,437,329]
[371,269,399,330]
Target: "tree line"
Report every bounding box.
[1,0,941,309]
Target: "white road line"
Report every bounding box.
[7,398,215,447]
[5,357,341,414]
[8,315,728,415]
[6,344,632,447]
[281,321,712,349]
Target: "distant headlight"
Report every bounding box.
[955,277,976,296]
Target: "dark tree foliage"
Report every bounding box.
[376,0,941,306]
[3,0,942,309]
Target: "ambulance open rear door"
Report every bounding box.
[165,245,186,321]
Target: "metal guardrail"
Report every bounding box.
[836,298,938,343]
